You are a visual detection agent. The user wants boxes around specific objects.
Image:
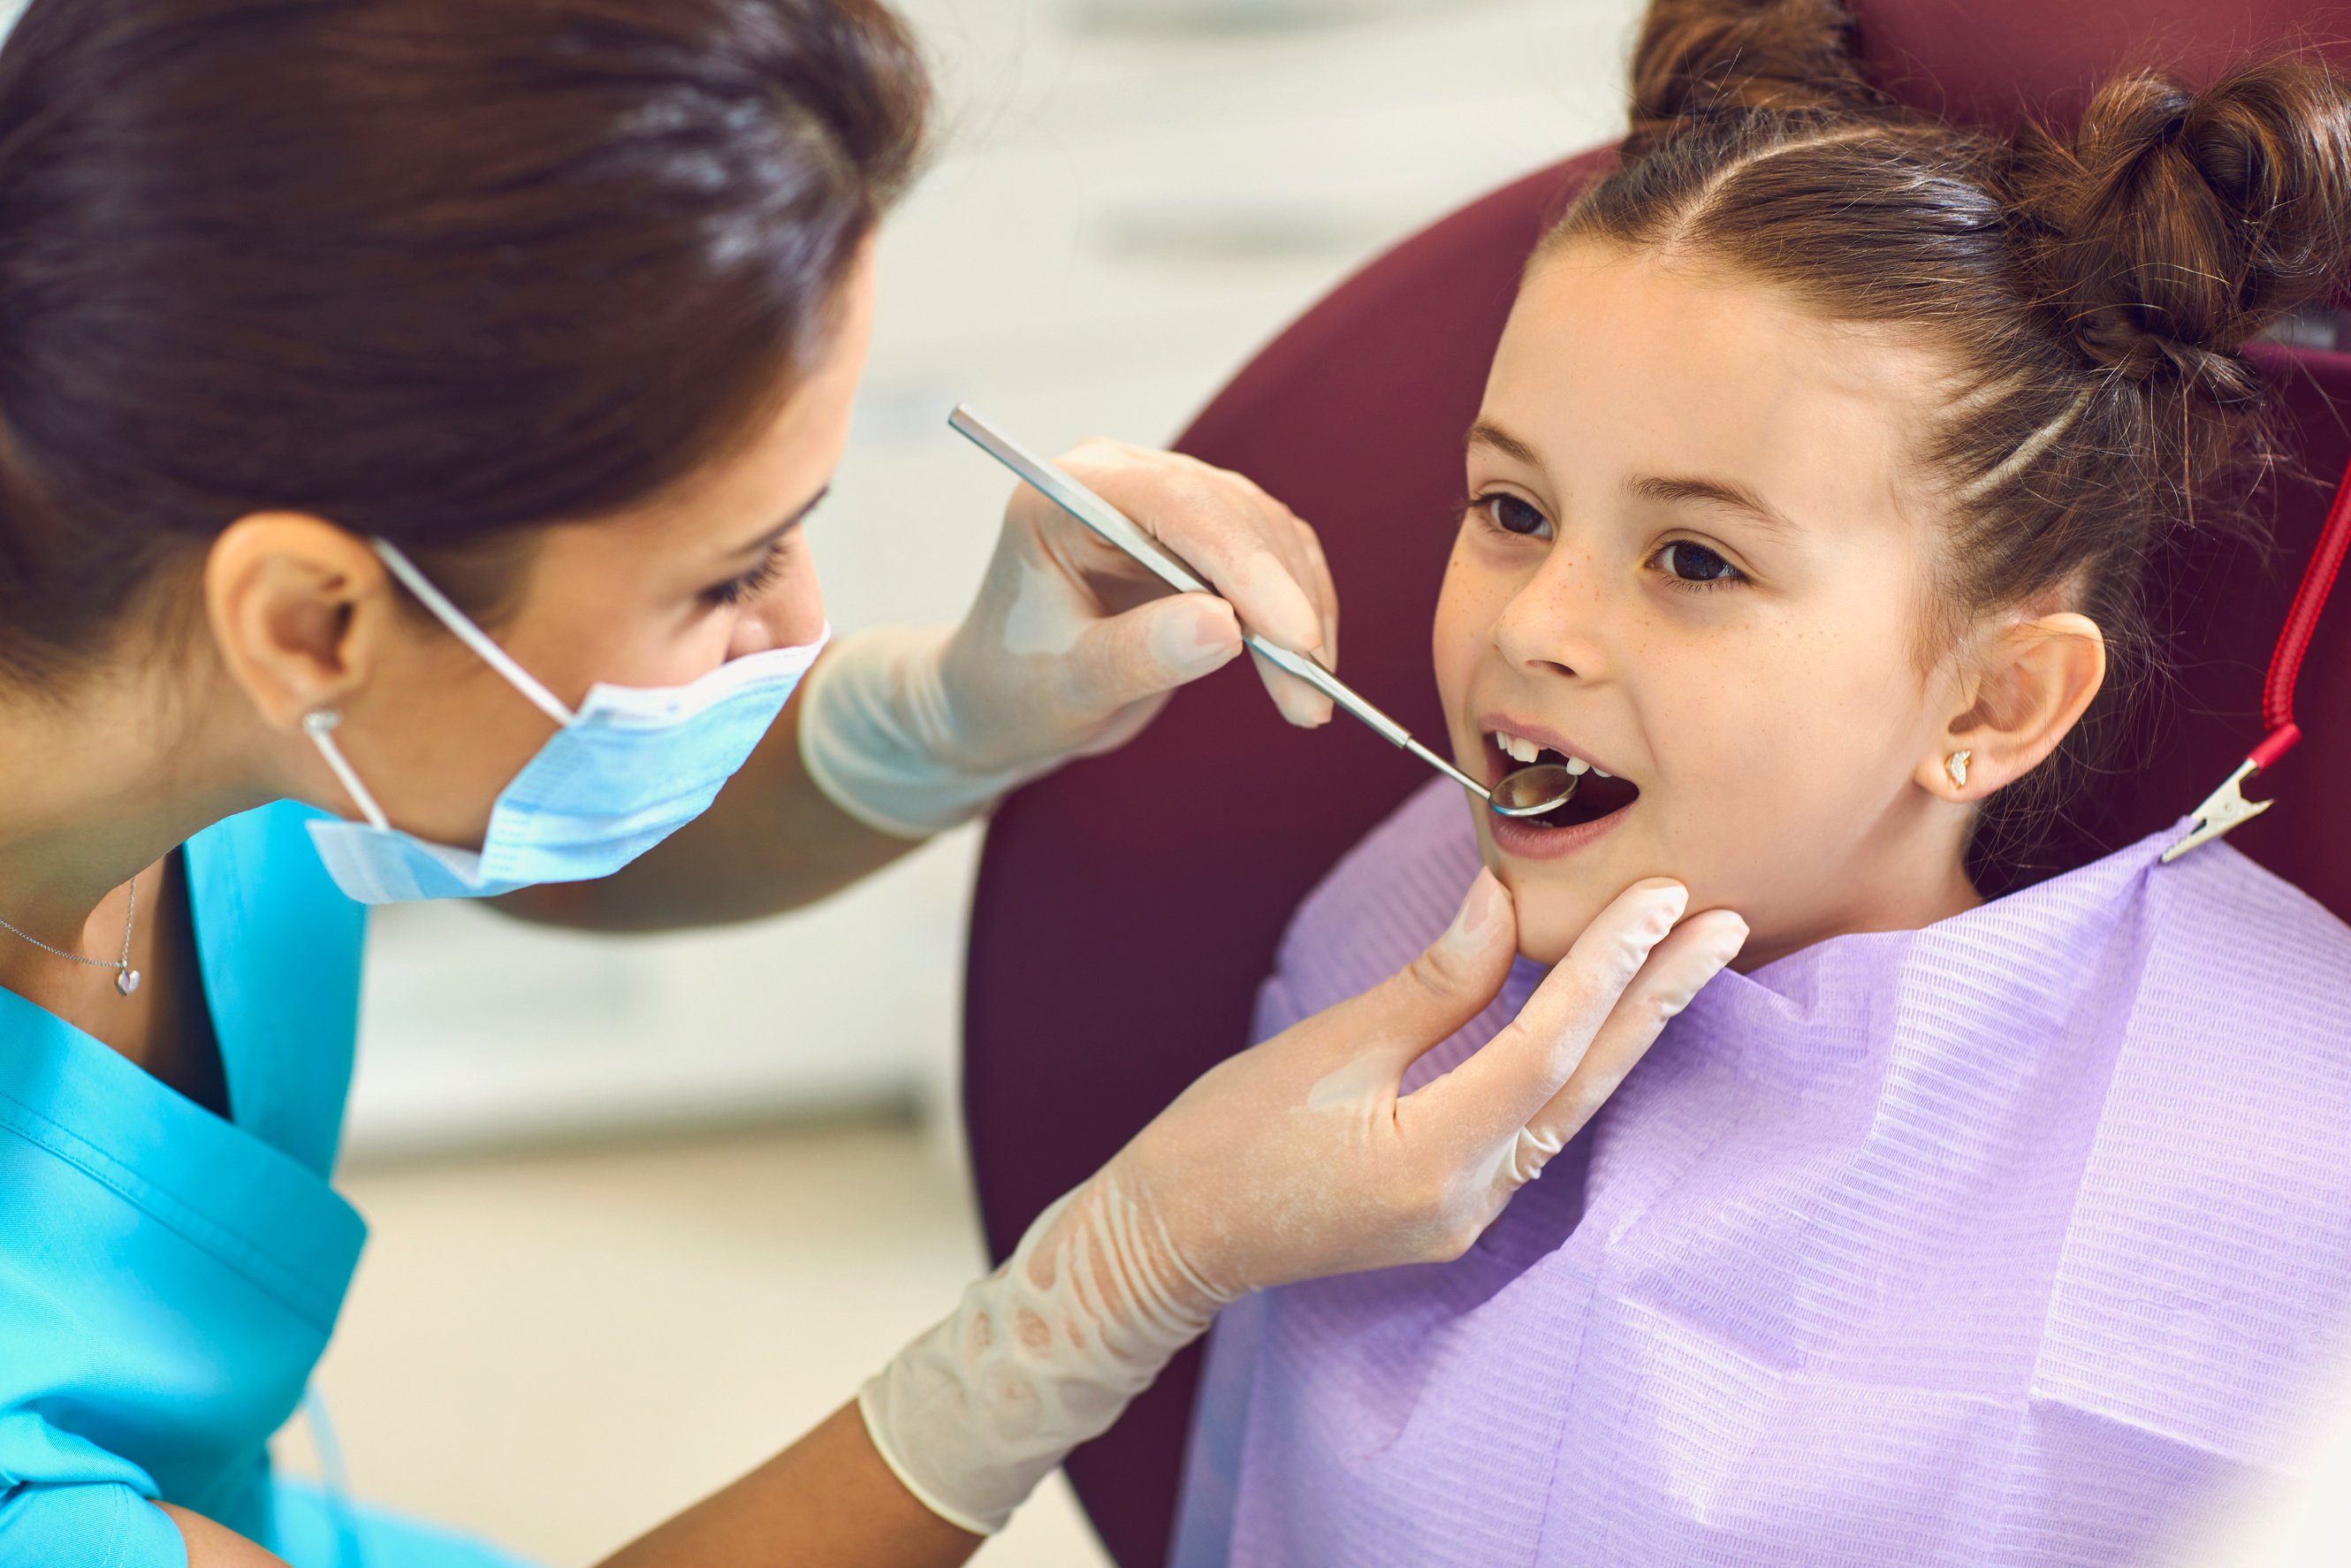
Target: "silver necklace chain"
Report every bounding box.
[0,878,141,996]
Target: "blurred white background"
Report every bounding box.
[0,0,1646,1562]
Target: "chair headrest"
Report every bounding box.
[1860,0,2351,131]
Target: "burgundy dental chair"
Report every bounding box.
[962,4,2351,1562]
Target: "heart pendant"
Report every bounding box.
[117,968,141,997]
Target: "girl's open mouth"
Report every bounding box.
[1483,729,1640,829]
[1478,727,1640,860]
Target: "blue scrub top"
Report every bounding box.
[0,803,540,1568]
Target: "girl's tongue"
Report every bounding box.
[1525,765,1640,828]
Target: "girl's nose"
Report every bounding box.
[1491,552,1602,680]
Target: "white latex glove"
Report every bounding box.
[2161,1346,2351,1566]
[860,870,1749,1534]
[800,439,1338,838]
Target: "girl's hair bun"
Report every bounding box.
[2010,61,2351,404]
[1626,0,1885,156]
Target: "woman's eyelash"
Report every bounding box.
[706,546,787,606]
[1648,539,1746,590]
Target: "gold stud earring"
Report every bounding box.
[1945,749,1972,789]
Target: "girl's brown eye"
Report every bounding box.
[1659,541,1741,583]
[1483,493,1551,539]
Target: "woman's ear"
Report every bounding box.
[1921,610,2107,802]
[203,514,395,730]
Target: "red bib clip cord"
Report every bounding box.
[2165,445,2351,862]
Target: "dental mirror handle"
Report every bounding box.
[948,404,1492,802]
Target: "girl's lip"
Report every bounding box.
[1484,793,1633,861]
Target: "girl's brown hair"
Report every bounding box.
[1554,0,2351,846]
[0,0,929,683]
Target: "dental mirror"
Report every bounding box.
[1489,763,1580,818]
[948,404,1581,819]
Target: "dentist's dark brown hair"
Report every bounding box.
[0,0,928,684]
[1557,0,2351,843]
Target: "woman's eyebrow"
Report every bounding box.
[726,484,831,559]
[1628,474,1799,542]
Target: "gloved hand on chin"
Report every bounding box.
[858,870,1749,1534]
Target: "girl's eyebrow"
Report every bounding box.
[1468,419,1800,544]
[1465,420,1541,467]
[1628,474,1799,543]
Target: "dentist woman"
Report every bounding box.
[0,1,1750,1564]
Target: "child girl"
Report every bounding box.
[1173,1,2351,1562]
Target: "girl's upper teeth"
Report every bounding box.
[1492,729,1612,778]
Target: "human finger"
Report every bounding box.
[1069,450,1326,655]
[1244,647,1337,728]
[1499,909,1748,1185]
[1294,512,1339,673]
[1061,594,1244,716]
[1237,502,1341,727]
[1049,445,1334,726]
[1219,472,1340,666]
[1148,482,1333,726]
[1398,878,1689,1155]
[1300,868,1518,1090]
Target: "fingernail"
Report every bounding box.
[1642,879,1689,937]
[1655,916,1749,1016]
[1709,914,1751,967]
[1617,883,1687,960]
[1442,868,1506,954]
[1153,603,1239,677]
[1267,670,1333,727]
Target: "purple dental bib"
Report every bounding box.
[1172,781,2351,1568]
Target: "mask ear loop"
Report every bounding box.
[2165,444,2351,862]
[305,710,392,830]
[370,539,577,727]
[300,539,579,833]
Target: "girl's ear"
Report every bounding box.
[1921,611,2107,802]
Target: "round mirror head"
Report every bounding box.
[1488,763,1579,818]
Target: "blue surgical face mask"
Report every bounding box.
[303,538,826,905]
